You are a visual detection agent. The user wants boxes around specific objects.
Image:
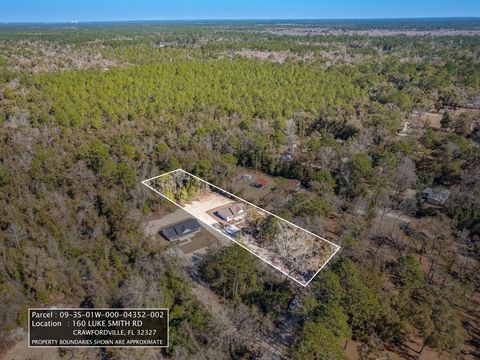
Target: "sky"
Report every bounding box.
[1,0,480,23]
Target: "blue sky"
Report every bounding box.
[2,0,479,23]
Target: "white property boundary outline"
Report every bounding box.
[28,308,169,348]
[142,169,341,287]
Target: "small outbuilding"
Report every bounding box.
[253,178,268,188]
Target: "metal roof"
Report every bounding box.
[255,178,267,185]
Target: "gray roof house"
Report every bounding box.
[422,187,450,206]
[215,203,246,222]
[161,219,201,241]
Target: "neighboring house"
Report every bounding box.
[215,203,246,222]
[253,178,268,188]
[161,219,201,241]
[82,271,91,281]
[280,151,294,162]
[280,144,298,162]
[398,121,411,137]
[422,187,450,206]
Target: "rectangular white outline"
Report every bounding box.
[142,169,340,287]
[28,308,169,348]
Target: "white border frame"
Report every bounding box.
[142,169,340,287]
[28,308,169,348]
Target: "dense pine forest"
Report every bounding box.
[1,20,480,359]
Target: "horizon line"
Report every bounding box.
[1,16,480,25]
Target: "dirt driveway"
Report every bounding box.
[183,192,233,227]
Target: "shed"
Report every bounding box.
[253,178,268,188]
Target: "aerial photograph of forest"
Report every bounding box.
[1,1,480,359]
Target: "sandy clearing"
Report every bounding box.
[183,193,234,228]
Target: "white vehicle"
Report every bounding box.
[225,225,241,237]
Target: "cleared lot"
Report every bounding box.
[143,169,340,286]
[231,168,276,203]
[182,192,233,227]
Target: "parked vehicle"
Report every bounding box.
[288,296,299,310]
